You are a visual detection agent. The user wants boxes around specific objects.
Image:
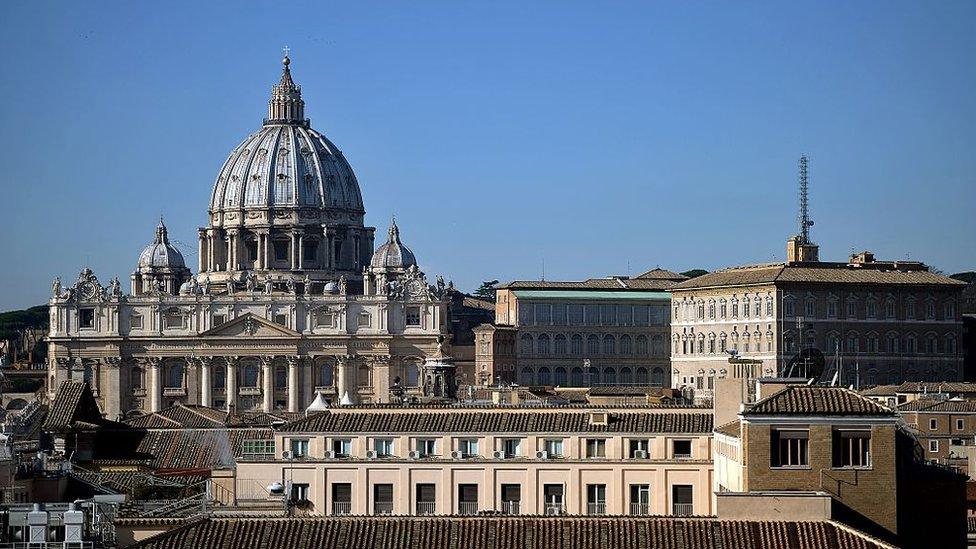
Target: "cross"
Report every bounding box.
[283,45,291,57]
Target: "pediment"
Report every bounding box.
[200,313,301,338]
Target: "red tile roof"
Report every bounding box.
[744,387,894,417]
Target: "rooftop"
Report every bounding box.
[126,516,895,549]
[496,270,687,292]
[744,386,895,417]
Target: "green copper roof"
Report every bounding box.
[512,290,670,300]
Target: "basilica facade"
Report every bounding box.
[46,56,449,419]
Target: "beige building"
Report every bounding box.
[671,245,965,403]
[46,56,448,419]
[474,269,686,389]
[232,405,715,517]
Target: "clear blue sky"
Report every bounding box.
[1,1,974,310]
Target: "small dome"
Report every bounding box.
[323,280,339,294]
[137,219,186,270]
[370,220,416,269]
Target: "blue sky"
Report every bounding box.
[1,1,974,310]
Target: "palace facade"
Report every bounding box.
[46,56,449,419]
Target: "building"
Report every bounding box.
[713,384,966,548]
[232,404,715,518]
[670,159,965,403]
[46,56,449,419]
[443,291,495,386]
[474,269,686,388]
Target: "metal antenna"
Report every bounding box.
[798,155,813,243]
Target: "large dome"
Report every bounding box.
[208,56,364,220]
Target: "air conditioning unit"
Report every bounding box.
[281,450,294,460]
[493,450,506,459]
[450,450,464,459]
[535,450,548,460]
[634,450,648,459]
[365,450,378,459]
[324,450,336,459]
[408,450,421,459]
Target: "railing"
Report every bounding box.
[332,501,352,516]
[544,503,565,516]
[373,502,394,515]
[586,503,606,515]
[0,543,99,549]
[500,501,520,515]
[416,502,436,516]
[236,478,274,500]
[162,387,186,397]
[239,387,261,395]
[672,503,694,516]
[630,503,650,516]
[458,502,478,516]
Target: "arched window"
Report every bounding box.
[866,369,878,387]
[520,334,533,355]
[708,300,716,319]
[884,299,895,319]
[538,367,552,386]
[635,335,649,355]
[651,367,664,387]
[603,335,616,355]
[537,334,551,355]
[165,362,184,388]
[926,335,937,354]
[619,335,633,355]
[742,297,750,318]
[571,335,583,355]
[554,334,567,355]
[846,333,859,353]
[520,367,535,386]
[588,366,600,384]
[886,333,899,353]
[620,367,633,385]
[905,334,917,354]
[947,336,957,355]
[603,367,617,385]
[827,333,840,353]
[719,299,727,318]
[242,363,260,387]
[651,335,662,356]
[587,335,600,355]
[636,367,649,385]
[571,367,584,386]
[554,367,567,386]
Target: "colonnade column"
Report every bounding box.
[199,357,213,408]
[287,356,300,412]
[297,232,305,269]
[261,356,274,412]
[372,355,391,404]
[335,354,356,404]
[147,357,162,412]
[198,229,208,273]
[261,231,271,270]
[225,357,238,413]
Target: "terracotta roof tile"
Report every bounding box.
[672,262,965,290]
[42,381,104,432]
[128,517,895,549]
[714,420,741,438]
[744,386,894,417]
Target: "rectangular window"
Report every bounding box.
[273,240,289,261]
[374,438,394,457]
[957,419,965,431]
[302,240,318,263]
[331,483,352,515]
[832,430,871,468]
[544,439,564,457]
[543,484,565,515]
[501,484,521,515]
[358,313,371,327]
[416,483,436,515]
[502,438,521,458]
[406,306,421,326]
[242,439,275,458]
[290,483,309,503]
[568,304,583,325]
[585,304,600,326]
[273,314,287,326]
[417,438,436,457]
[827,301,837,318]
[458,438,479,457]
[535,304,551,325]
[630,484,651,516]
[586,439,607,458]
[130,314,144,329]
[332,438,351,457]
[457,484,479,515]
[629,439,649,458]
[929,418,938,430]
[673,439,692,459]
[929,440,939,453]
[552,304,567,325]
[771,429,809,467]
[79,308,95,329]
[373,483,394,515]
[847,301,857,318]
[315,311,335,328]
[586,484,606,515]
[671,485,693,516]
[289,439,309,458]
[617,305,633,326]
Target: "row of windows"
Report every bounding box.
[518,366,667,387]
[518,333,666,357]
[676,331,774,355]
[270,436,694,461]
[518,303,668,327]
[783,296,956,321]
[675,295,774,322]
[771,428,872,469]
[292,481,693,517]
[782,331,958,355]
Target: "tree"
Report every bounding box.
[681,269,708,279]
[950,271,976,284]
[473,280,499,302]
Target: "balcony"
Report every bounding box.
[458,502,479,516]
[373,502,394,516]
[672,503,694,516]
[239,386,261,396]
[332,501,352,516]
[586,503,606,516]
[416,502,436,516]
[544,503,565,516]
[500,501,520,515]
[162,387,186,397]
[630,503,650,516]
